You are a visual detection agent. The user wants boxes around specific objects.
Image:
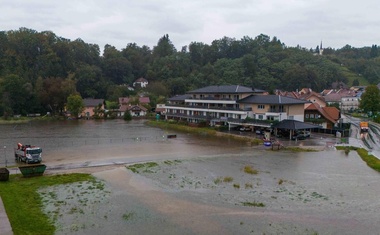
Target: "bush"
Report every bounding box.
[123,111,132,121]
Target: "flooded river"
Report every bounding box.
[1,119,380,234]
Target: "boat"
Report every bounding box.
[167,134,177,139]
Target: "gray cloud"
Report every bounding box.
[0,0,379,53]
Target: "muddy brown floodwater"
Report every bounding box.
[2,119,380,234]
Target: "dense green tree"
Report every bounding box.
[0,74,32,116]
[66,94,84,118]
[370,45,378,58]
[2,27,380,117]
[152,34,176,58]
[359,85,380,115]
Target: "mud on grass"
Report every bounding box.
[38,178,111,234]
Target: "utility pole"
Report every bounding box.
[3,146,7,167]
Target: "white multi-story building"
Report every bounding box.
[165,85,307,128]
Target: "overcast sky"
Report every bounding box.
[1,0,379,53]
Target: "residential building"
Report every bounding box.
[238,95,308,122]
[82,98,104,119]
[133,77,149,88]
[165,85,307,128]
[165,85,265,126]
[119,105,147,117]
[155,104,166,115]
[341,96,360,113]
[322,88,356,107]
[305,103,340,129]
[117,96,150,117]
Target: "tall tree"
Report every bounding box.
[66,94,84,118]
[359,84,380,115]
[152,34,176,58]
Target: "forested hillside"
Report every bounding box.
[0,28,379,116]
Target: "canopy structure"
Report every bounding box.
[272,119,321,140]
[273,119,321,130]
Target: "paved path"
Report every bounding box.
[0,196,13,235]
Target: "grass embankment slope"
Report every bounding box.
[336,146,380,172]
[0,173,93,235]
[147,120,264,145]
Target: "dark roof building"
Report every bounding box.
[238,95,308,105]
[188,85,264,94]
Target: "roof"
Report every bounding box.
[119,104,147,112]
[305,103,340,123]
[119,96,150,104]
[188,85,255,94]
[134,77,148,83]
[238,95,308,105]
[83,98,104,107]
[323,93,344,102]
[273,119,321,130]
[168,94,192,101]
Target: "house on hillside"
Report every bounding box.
[82,98,104,119]
[305,103,340,129]
[133,77,149,88]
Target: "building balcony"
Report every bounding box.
[165,104,251,112]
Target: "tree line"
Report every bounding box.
[0,28,379,117]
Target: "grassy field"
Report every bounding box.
[0,173,94,235]
[339,66,370,86]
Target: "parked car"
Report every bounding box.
[291,133,307,140]
[298,130,311,138]
[240,126,252,132]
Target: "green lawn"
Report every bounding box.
[0,173,93,235]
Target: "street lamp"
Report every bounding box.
[3,146,7,167]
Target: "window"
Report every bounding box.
[258,115,263,120]
[258,105,265,109]
[279,105,284,112]
[310,114,314,118]
[305,114,309,118]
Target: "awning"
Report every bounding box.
[272,119,321,130]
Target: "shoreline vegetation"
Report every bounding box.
[336,146,380,172]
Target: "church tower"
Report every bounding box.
[319,41,324,55]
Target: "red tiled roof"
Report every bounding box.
[306,103,340,123]
[119,96,150,104]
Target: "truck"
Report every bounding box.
[14,143,42,164]
[360,122,369,133]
